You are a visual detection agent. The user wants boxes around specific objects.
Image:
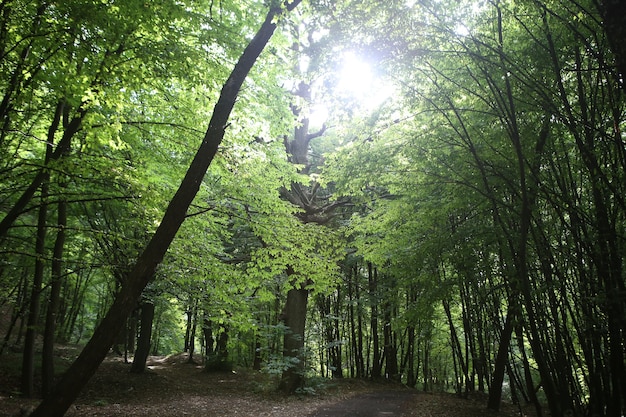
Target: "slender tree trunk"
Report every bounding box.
[187,306,197,364]
[442,293,468,395]
[29,4,301,415]
[487,303,515,411]
[516,323,543,416]
[42,194,67,397]
[125,310,138,363]
[368,263,381,379]
[331,288,343,379]
[383,297,399,381]
[348,267,357,378]
[355,269,364,378]
[184,304,193,352]
[21,184,48,398]
[423,339,430,391]
[406,325,416,387]
[253,333,262,371]
[21,98,66,398]
[597,0,626,86]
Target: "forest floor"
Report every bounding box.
[0,349,535,417]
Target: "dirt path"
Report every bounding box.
[308,390,416,417]
[0,353,530,417]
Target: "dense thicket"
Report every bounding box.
[0,0,623,416]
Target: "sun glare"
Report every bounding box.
[336,51,393,108]
[306,51,396,128]
[308,104,328,129]
[337,52,374,97]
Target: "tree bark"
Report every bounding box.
[487,304,514,411]
[355,267,364,378]
[29,3,301,415]
[368,263,382,379]
[203,317,215,359]
[130,301,155,374]
[186,300,198,363]
[278,283,309,393]
[42,194,67,397]
[597,0,626,87]
[253,333,262,371]
[21,187,48,399]
[21,102,61,397]
[331,288,343,379]
[383,296,399,381]
[206,325,230,371]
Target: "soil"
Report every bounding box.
[0,351,531,417]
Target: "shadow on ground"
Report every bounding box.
[308,390,416,417]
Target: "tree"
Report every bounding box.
[130,299,155,374]
[29,1,302,415]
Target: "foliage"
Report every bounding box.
[0,0,624,415]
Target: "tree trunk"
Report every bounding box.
[253,333,262,371]
[487,304,514,411]
[423,339,430,391]
[125,310,138,363]
[130,301,154,374]
[29,4,301,415]
[443,297,468,394]
[21,160,52,398]
[278,284,309,393]
[330,288,343,379]
[187,301,197,364]
[355,268,364,379]
[515,323,543,417]
[203,317,215,358]
[383,298,399,381]
[368,263,382,379]
[21,100,64,398]
[597,0,626,86]
[205,325,230,372]
[348,267,357,378]
[42,194,68,397]
[184,301,195,353]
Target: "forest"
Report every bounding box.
[0,0,624,416]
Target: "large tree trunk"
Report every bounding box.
[278,284,309,393]
[29,3,301,415]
